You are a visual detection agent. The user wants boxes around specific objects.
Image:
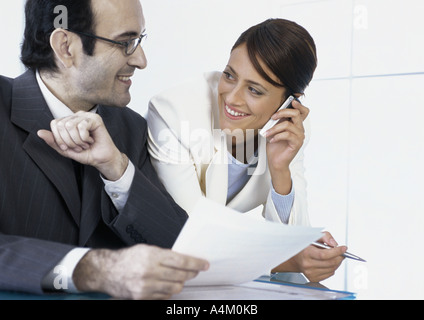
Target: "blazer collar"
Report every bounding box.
[11,70,54,134]
[11,70,82,226]
[227,136,270,211]
[205,130,228,204]
[206,127,270,210]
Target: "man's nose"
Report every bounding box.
[129,45,147,70]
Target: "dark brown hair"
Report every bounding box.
[232,19,317,95]
[21,0,96,72]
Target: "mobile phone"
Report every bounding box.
[259,95,296,138]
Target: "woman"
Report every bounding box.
[147,19,346,282]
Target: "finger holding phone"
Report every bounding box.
[261,96,310,196]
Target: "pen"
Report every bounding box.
[312,242,366,262]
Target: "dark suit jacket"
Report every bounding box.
[0,70,188,294]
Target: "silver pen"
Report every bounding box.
[312,242,366,262]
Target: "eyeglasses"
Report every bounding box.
[68,30,147,55]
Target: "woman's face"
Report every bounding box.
[218,44,288,137]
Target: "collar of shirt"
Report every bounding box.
[36,70,98,119]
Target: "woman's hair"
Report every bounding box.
[21,0,96,72]
[232,19,317,95]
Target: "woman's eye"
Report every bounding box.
[249,87,263,96]
[223,71,235,80]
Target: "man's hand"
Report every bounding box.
[38,112,128,181]
[72,245,210,300]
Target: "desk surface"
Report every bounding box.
[0,273,355,300]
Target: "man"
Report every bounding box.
[0,0,208,300]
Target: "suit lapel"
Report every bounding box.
[11,71,81,226]
[98,107,119,139]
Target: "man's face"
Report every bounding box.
[71,0,147,108]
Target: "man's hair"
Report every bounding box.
[21,0,96,72]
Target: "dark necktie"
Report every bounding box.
[72,160,84,199]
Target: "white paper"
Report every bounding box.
[172,197,322,286]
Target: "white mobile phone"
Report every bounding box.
[259,95,295,138]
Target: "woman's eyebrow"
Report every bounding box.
[227,65,269,93]
[227,65,268,92]
[246,79,268,92]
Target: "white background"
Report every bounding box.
[1,0,424,299]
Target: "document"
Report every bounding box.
[172,197,323,286]
[173,280,356,300]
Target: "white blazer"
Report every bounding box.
[147,71,310,226]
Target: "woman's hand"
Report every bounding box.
[264,99,309,195]
[271,232,347,283]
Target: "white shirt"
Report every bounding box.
[36,71,135,293]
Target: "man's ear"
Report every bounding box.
[49,29,78,69]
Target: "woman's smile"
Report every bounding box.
[224,103,250,120]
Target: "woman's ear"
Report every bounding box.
[49,29,75,69]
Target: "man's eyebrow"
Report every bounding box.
[115,31,138,39]
[115,29,146,39]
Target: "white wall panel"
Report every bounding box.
[346,75,424,299]
[278,0,354,80]
[302,78,351,290]
[303,79,351,243]
[352,0,424,76]
[0,1,26,78]
[132,0,278,115]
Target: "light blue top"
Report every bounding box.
[226,151,294,224]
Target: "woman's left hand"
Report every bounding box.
[271,232,347,283]
[264,100,309,194]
